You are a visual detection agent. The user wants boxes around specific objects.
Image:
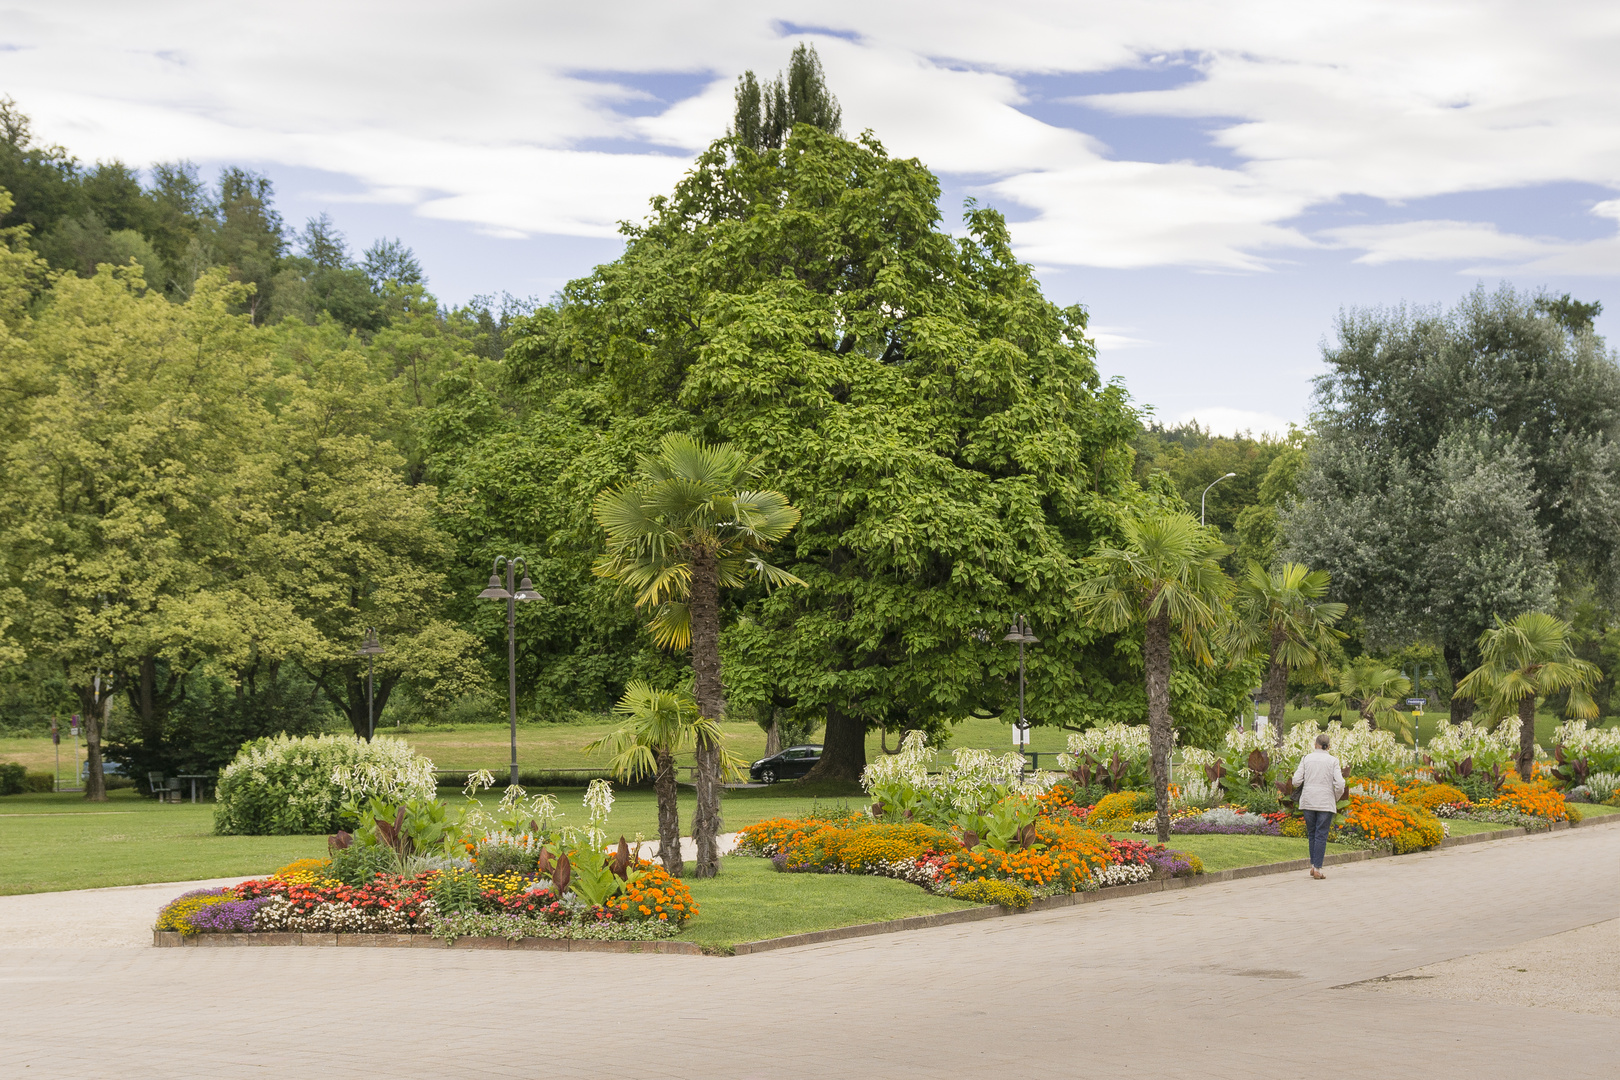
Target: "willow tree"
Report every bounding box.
[1075,508,1231,842]
[592,434,803,878]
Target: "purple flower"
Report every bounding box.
[186,897,273,933]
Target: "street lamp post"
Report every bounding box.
[1201,472,1237,527]
[477,557,543,787]
[355,627,384,741]
[1003,615,1040,755]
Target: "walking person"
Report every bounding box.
[1292,733,1346,880]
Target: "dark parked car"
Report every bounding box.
[749,745,823,784]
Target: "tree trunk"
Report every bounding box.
[77,680,113,803]
[653,747,682,876]
[1517,695,1537,782]
[1265,627,1289,750]
[1444,640,1474,726]
[688,548,725,879]
[803,703,866,782]
[764,718,780,757]
[1144,610,1173,844]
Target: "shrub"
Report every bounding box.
[475,839,540,877]
[1241,787,1282,814]
[1088,791,1146,826]
[328,843,395,885]
[213,734,436,835]
[1488,780,1569,822]
[950,879,1033,910]
[1587,773,1620,803]
[1279,815,1305,838]
[603,863,698,925]
[0,762,23,795]
[1401,783,1470,811]
[1341,795,1443,851]
[23,770,54,793]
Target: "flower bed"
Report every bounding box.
[1126,807,1282,836]
[158,780,697,943]
[158,855,696,942]
[735,783,1203,910]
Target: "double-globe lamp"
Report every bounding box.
[477,556,544,786]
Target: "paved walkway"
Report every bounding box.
[3,826,1615,1079]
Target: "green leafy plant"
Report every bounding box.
[1455,613,1602,781]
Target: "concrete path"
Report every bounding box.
[3,826,1615,1079]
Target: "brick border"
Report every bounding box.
[151,811,1619,956]
[152,929,702,954]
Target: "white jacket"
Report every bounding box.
[1292,750,1346,812]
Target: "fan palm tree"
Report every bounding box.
[1227,561,1347,749]
[1454,612,1600,782]
[1317,659,1412,736]
[592,434,804,878]
[585,682,745,876]
[1075,507,1231,842]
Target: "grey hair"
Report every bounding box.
[1315,733,1331,749]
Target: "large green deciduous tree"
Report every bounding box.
[1283,285,1619,719]
[457,123,1146,782]
[1454,612,1600,781]
[1075,507,1231,842]
[592,434,802,878]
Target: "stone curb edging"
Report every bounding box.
[152,930,702,954]
[150,810,1619,957]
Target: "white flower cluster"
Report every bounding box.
[1091,863,1152,887]
[871,858,946,889]
[1425,720,1528,771]
[252,897,413,934]
[327,737,438,804]
[1173,778,1224,810]
[1585,773,1620,802]
[215,733,437,835]
[861,732,1049,822]
[1056,722,1154,772]
[1553,721,1620,764]
[1281,721,1408,777]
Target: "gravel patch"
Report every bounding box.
[1353,919,1620,1018]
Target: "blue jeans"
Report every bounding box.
[1303,809,1333,869]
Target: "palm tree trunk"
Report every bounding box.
[1516,695,1537,783]
[1144,610,1173,844]
[653,747,682,876]
[1266,627,1289,750]
[688,548,725,879]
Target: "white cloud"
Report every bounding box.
[1,1,1617,268]
[1321,220,1564,265]
[1175,406,1296,438]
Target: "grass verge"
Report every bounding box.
[679,855,973,951]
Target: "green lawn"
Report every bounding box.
[0,790,327,894]
[1098,829,1351,871]
[0,783,868,896]
[681,855,973,951]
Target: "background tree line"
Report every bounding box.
[2,44,1618,802]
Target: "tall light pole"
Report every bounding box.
[477,556,543,786]
[355,627,384,741]
[1201,472,1237,527]
[1003,615,1040,752]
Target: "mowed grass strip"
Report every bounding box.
[679,855,974,951]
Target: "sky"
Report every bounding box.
[4,1,1618,433]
